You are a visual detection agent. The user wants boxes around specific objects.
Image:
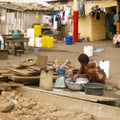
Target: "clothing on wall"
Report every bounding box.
[69,19,73,32]
[59,11,66,25]
[42,15,51,25]
[50,15,54,26]
[62,11,65,20]
[78,0,85,17]
[96,12,100,20]
[55,14,62,31]
[114,13,119,25]
[53,15,57,30]
[64,7,70,24]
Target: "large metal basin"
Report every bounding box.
[65,78,89,91]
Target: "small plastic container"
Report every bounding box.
[58,68,66,76]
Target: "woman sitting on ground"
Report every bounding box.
[73,53,106,83]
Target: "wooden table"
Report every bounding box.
[5,37,29,54]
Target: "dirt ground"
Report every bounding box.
[0,40,120,120]
[1,40,120,90]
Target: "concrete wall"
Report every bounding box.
[92,12,106,41]
[24,11,43,32]
[78,12,106,42]
[78,15,92,41]
[117,0,120,11]
[0,9,24,34]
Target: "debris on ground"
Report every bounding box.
[0,85,114,120]
[0,54,76,85]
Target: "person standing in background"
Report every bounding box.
[118,11,120,22]
[112,10,119,35]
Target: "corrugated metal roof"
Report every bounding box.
[0,0,118,12]
[0,2,60,12]
[90,0,117,8]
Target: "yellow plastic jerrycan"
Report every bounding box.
[42,36,47,48]
[34,25,42,37]
[46,36,54,48]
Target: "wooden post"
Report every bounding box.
[73,0,78,42]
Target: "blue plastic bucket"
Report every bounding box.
[59,68,66,76]
[65,36,73,45]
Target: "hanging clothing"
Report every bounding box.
[49,15,54,26]
[62,11,65,20]
[113,13,119,25]
[78,0,85,17]
[91,11,95,17]
[55,14,62,31]
[53,15,57,30]
[96,12,100,20]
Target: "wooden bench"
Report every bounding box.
[5,37,29,55]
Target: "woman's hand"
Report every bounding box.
[80,74,88,78]
[73,73,88,80]
[73,74,79,80]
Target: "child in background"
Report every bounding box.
[73,53,106,83]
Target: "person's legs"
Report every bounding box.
[112,24,116,35]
